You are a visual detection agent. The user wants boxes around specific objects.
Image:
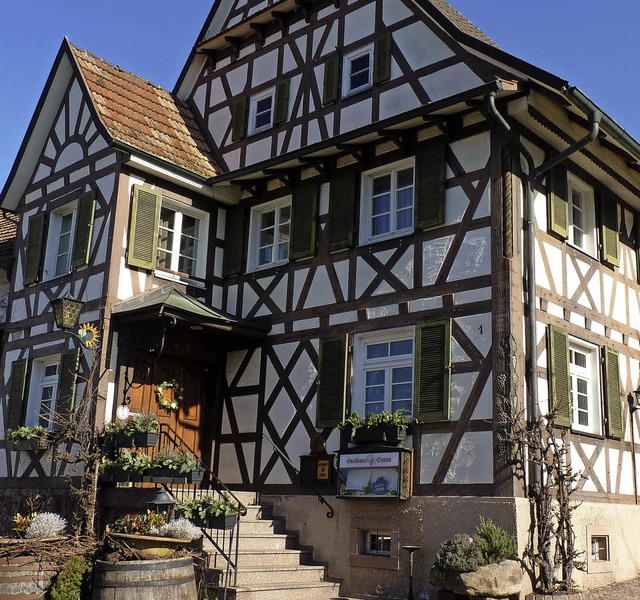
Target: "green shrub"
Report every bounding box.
[50,556,89,600]
[431,534,484,575]
[475,516,517,564]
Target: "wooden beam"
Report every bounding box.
[225,36,242,56]
[250,22,268,46]
[294,0,313,22]
[298,158,330,179]
[272,11,289,35]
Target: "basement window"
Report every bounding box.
[587,527,613,573]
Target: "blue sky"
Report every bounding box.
[1,1,638,189]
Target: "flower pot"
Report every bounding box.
[353,425,406,446]
[147,468,188,484]
[108,533,191,559]
[192,514,237,530]
[132,432,159,448]
[30,438,50,450]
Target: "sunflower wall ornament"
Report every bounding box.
[155,379,184,413]
[78,322,100,349]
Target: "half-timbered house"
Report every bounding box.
[3,0,640,597]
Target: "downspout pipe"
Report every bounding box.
[485,90,600,496]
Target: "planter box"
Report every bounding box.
[101,469,144,483]
[132,432,159,448]
[108,533,191,560]
[9,439,49,451]
[146,468,188,484]
[187,469,204,485]
[352,425,407,446]
[192,514,238,530]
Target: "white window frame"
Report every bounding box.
[568,338,602,435]
[154,198,208,280]
[25,356,60,430]
[248,197,292,272]
[43,202,78,280]
[359,158,415,245]
[342,45,374,96]
[248,88,275,135]
[567,174,597,257]
[587,526,613,573]
[352,327,415,418]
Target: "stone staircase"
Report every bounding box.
[202,493,341,600]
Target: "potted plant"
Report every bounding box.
[102,413,160,448]
[176,494,241,530]
[6,425,51,450]
[338,410,412,445]
[430,517,522,599]
[99,449,152,482]
[147,449,200,483]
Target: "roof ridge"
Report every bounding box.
[67,41,172,96]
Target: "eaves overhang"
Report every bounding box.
[208,79,518,190]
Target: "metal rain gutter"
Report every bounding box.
[485,89,600,497]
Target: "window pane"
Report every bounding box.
[349,54,370,90]
[397,168,414,189]
[366,370,385,386]
[390,339,413,356]
[372,194,391,216]
[181,215,199,238]
[366,343,389,359]
[259,246,273,265]
[373,175,391,197]
[261,211,275,229]
[364,402,385,415]
[372,214,390,236]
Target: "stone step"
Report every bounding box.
[235,517,283,535]
[228,581,340,600]
[203,532,297,553]
[235,549,311,568]
[234,564,327,586]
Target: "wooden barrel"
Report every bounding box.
[0,556,58,599]
[92,557,196,600]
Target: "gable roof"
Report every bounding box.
[1,39,217,211]
[69,43,218,180]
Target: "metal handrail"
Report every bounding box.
[156,423,244,595]
[261,432,334,519]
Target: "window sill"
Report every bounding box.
[153,269,206,290]
[565,240,598,262]
[359,228,413,247]
[248,259,289,274]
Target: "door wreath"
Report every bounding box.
[155,379,183,413]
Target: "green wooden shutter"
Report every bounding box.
[415,320,451,422]
[290,183,318,260]
[600,195,620,266]
[603,348,623,439]
[323,54,340,105]
[548,325,571,428]
[6,360,28,431]
[55,349,80,431]
[274,79,290,125]
[415,141,447,230]
[374,32,392,84]
[127,185,161,270]
[223,205,246,277]
[231,96,248,141]
[329,170,357,252]
[316,336,348,428]
[24,213,46,285]
[548,165,569,239]
[71,192,96,268]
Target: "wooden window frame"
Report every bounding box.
[586,526,613,573]
[568,338,602,436]
[248,87,275,136]
[567,174,597,258]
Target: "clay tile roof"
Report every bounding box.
[69,44,218,180]
[0,209,18,263]
[428,0,499,48]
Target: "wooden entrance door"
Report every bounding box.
[127,358,215,466]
